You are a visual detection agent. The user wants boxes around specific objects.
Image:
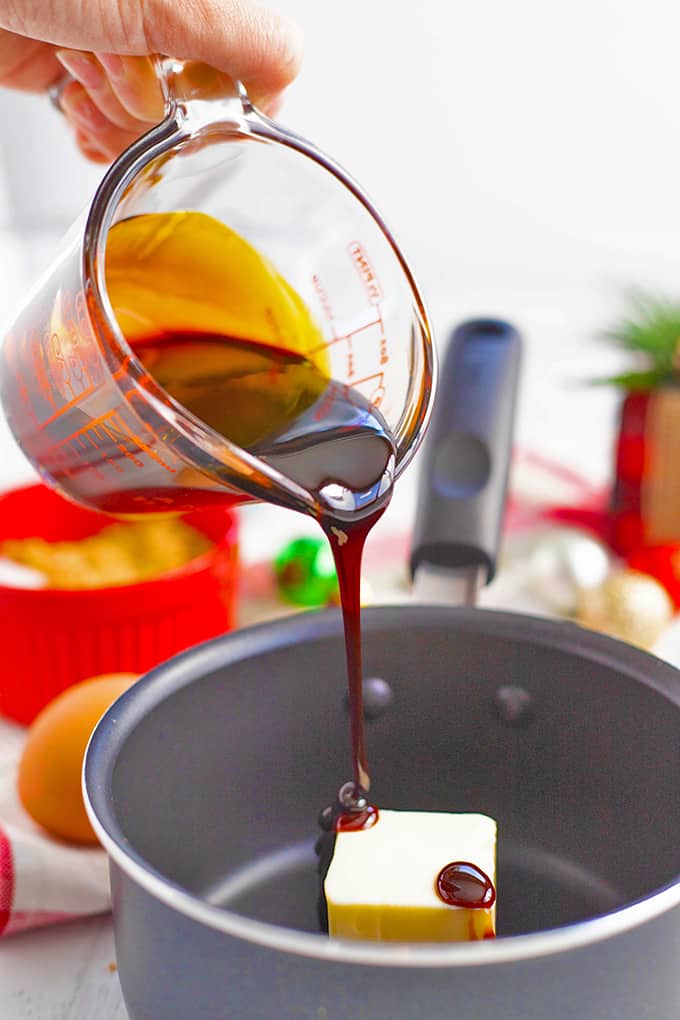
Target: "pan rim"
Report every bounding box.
[84,604,680,968]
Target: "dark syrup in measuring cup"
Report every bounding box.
[103,211,394,794]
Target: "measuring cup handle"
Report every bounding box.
[153,56,251,117]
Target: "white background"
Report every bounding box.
[1,0,678,539]
[1,1,678,503]
[3,0,680,290]
[0,3,679,1014]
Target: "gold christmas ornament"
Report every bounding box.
[575,568,673,650]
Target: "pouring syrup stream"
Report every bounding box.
[102,215,493,915]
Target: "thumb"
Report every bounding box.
[0,0,303,98]
[148,0,304,99]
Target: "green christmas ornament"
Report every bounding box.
[274,537,338,607]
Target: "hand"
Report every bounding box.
[0,0,303,163]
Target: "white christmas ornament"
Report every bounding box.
[524,527,611,615]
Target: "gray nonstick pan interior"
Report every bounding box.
[92,605,680,939]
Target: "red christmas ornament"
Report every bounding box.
[626,545,680,609]
[610,391,650,555]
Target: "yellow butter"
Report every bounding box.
[324,810,496,942]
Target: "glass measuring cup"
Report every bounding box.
[0,59,435,520]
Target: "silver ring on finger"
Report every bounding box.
[48,72,75,113]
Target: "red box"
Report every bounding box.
[0,483,238,724]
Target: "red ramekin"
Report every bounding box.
[0,483,238,724]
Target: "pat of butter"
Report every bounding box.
[324,810,496,942]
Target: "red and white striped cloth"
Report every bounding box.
[0,451,606,937]
[0,716,109,937]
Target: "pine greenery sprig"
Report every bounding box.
[599,291,680,391]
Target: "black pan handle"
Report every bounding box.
[409,319,522,585]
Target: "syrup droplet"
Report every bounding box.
[335,805,379,832]
[333,780,379,831]
[435,862,496,909]
[337,781,367,812]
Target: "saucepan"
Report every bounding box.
[84,322,680,1020]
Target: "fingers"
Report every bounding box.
[73,127,111,165]
[91,54,165,123]
[148,0,304,106]
[56,51,141,131]
[0,30,62,92]
[52,35,289,166]
[0,0,303,107]
[59,80,140,163]
[54,50,165,164]
[56,50,163,127]
[0,0,303,166]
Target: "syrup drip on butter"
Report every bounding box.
[435,861,496,910]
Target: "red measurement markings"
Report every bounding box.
[311,274,337,333]
[42,292,105,415]
[26,331,57,412]
[53,410,117,449]
[346,245,389,373]
[64,338,89,396]
[113,415,177,474]
[374,305,389,368]
[75,291,90,339]
[53,410,177,474]
[97,417,143,470]
[16,372,33,420]
[342,318,383,341]
[347,241,383,304]
[2,330,32,420]
[56,427,107,482]
[337,318,384,381]
[60,290,105,392]
[69,432,115,479]
[14,332,39,425]
[352,370,386,409]
[49,330,78,402]
[60,294,85,380]
[308,317,385,382]
[29,341,48,405]
[39,385,99,429]
[73,292,103,383]
[312,257,389,389]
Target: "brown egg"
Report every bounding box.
[18,673,139,845]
